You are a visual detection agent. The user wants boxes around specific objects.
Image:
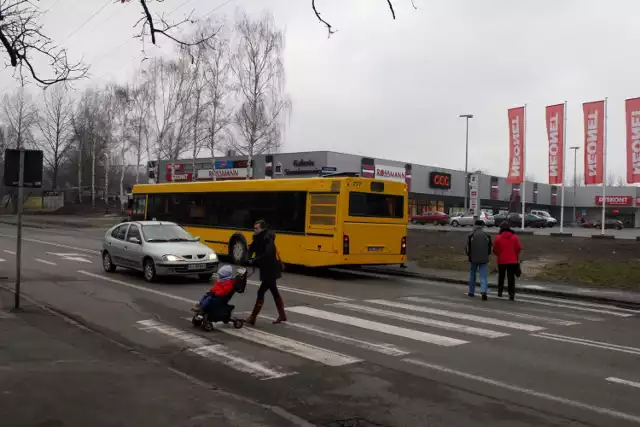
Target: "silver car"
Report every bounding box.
[102,221,219,282]
[450,212,495,227]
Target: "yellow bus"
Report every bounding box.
[129,176,408,267]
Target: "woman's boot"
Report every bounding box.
[245,299,264,325]
[272,296,287,324]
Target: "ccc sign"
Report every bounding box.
[429,172,452,189]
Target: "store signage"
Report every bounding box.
[595,196,633,206]
[216,160,248,169]
[197,168,248,180]
[166,172,192,181]
[429,172,451,189]
[293,159,315,167]
[469,173,480,215]
[637,197,640,206]
[166,163,183,171]
[375,165,406,182]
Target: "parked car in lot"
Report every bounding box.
[102,221,219,282]
[493,213,545,228]
[449,211,495,227]
[530,210,558,227]
[594,219,624,230]
[410,211,450,225]
[526,214,548,228]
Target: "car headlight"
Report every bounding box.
[162,255,181,262]
[207,253,218,260]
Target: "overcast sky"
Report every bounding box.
[1,0,639,185]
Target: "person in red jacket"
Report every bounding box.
[492,222,522,301]
[191,265,235,312]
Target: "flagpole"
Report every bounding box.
[521,104,527,230]
[601,97,608,235]
[560,101,567,233]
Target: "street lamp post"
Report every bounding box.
[570,146,580,225]
[459,114,474,213]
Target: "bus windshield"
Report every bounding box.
[348,192,404,218]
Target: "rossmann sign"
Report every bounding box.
[374,165,406,183]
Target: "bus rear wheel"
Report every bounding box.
[230,238,247,265]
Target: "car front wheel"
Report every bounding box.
[143,258,157,282]
[451,220,459,227]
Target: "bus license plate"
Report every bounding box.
[188,264,201,270]
[368,247,383,252]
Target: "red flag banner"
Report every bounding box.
[507,107,525,184]
[545,104,565,185]
[625,97,640,184]
[583,101,605,185]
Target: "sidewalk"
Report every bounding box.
[0,214,123,229]
[0,288,311,427]
[363,262,640,308]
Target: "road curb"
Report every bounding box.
[359,268,640,309]
[550,232,573,237]
[0,219,114,229]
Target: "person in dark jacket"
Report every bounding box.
[245,220,286,325]
[493,222,523,301]
[465,219,493,300]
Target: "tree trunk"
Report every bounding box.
[91,140,96,209]
[78,148,83,203]
[104,152,109,213]
[120,149,126,213]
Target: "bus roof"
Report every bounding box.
[132,176,407,194]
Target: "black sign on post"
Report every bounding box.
[4,149,43,187]
[429,172,452,190]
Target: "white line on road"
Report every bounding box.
[79,271,194,304]
[513,294,640,315]
[403,297,579,326]
[288,306,468,347]
[0,233,100,254]
[137,320,295,380]
[606,377,640,390]
[509,297,633,318]
[3,250,15,255]
[260,315,410,356]
[403,358,640,425]
[35,258,57,266]
[245,280,351,302]
[532,332,640,356]
[333,302,509,339]
[217,324,361,366]
[366,299,545,332]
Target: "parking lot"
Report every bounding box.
[408,223,640,240]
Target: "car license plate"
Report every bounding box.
[368,247,383,252]
[187,264,201,270]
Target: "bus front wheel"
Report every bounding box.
[230,238,247,265]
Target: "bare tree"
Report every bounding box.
[0,0,87,87]
[113,85,133,212]
[202,24,232,179]
[73,90,102,206]
[2,87,37,149]
[185,43,209,180]
[130,80,152,184]
[37,86,74,189]
[230,12,291,179]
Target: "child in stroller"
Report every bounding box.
[191,264,247,331]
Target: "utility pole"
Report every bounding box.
[459,114,474,213]
[570,146,580,226]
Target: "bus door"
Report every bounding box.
[129,194,147,221]
[305,193,338,255]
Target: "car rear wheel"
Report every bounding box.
[143,258,157,282]
[451,220,459,227]
[102,252,116,273]
[432,220,439,226]
[411,220,418,224]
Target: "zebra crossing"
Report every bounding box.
[135,291,640,381]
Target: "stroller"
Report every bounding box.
[191,266,248,331]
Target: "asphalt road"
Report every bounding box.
[409,222,640,239]
[1,224,639,427]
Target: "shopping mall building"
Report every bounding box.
[154,150,640,228]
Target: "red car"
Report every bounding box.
[410,211,450,225]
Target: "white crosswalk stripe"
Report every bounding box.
[365,299,546,332]
[130,290,636,383]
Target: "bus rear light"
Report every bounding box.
[343,235,350,255]
[401,236,407,255]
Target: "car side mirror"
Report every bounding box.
[194,236,201,242]
[128,237,141,244]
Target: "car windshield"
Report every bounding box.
[141,224,195,242]
[538,212,550,217]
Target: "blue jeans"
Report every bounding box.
[468,263,488,295]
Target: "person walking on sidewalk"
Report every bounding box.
[493,222,523,301]
[245,220,286,325]
[465,219,493,300]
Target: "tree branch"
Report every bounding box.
[311,0,335,38]
[386,0,396,19]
